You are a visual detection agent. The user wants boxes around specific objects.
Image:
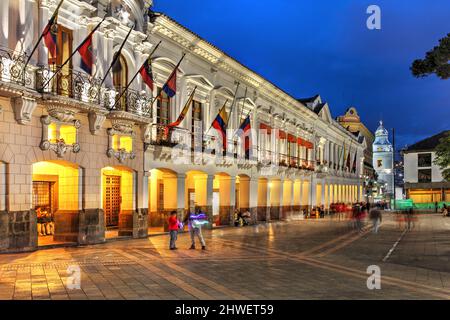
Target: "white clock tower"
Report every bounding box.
[372,121,394,196]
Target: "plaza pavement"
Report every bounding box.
[0,213,449,300]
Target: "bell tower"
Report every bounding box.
[372,121,394,197]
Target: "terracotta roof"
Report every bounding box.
[404,130,450,153]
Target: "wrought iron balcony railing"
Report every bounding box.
[36,66,102,104]
[109,86,153,117]
[0,47,33,88]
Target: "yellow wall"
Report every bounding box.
[283,180,292,206]
[32,161,79,211]
[258,179,268,207]
[148,169,177,212]
[302,181,310,206]
[237,176,250,209]
[316,184,322,206]
[185,171,207,209]
[217,175,231,207]
[293,181,301,206]
[269,180,281,206]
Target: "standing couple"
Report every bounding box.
[168,207,208,251]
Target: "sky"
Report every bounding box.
[153,0,450,150]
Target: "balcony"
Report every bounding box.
[0,47,35,93]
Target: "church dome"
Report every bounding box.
[373,121,392,151]
[375,120,388,137]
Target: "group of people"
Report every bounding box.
[36,207,54,236]
[168,207,208,251]
[234,209,251,227]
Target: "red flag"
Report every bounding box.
[43,15,58,59]
[78,34,93,74]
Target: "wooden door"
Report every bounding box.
[104,175,121,227]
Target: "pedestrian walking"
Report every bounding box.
[168,211,180,250]
[405,208,415,230]
[369,205,382,234]
[184,207,208,250]
[442,204,448,217]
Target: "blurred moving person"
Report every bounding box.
[369,205,382,234]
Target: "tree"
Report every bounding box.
[411,33,450,80]
[434,132,450,181]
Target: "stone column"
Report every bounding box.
[229,176,236,225]
[206,174,214,228]
[278,179,284,220]
[0,0,9,48]
[266,180,272,222]
[37,3,49,66]
[249,177,258,224]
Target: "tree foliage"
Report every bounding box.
[411,33,450,80]
[434,132,450,181]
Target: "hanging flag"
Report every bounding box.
[23,0,65,69]
[41,18,105,89]
[139,56,154,90]
[161,53,185,98]
[43,2,64,59]
[78,34,93,74]
[346,149,351,169]
[162,69,177,97]
[352,151,357,173]
[237,114,251,157]
[211,101,229,150]
[100,25,134,87]
[165,86,197,135]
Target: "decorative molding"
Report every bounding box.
[88,111,107,135]
[11,96,37,125]
[106,124,136,163]
[39,115,81,158]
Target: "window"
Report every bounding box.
[191,100,202,131]
[156,88,170,125]
[113,54,128,110]
[48,123,77,145]
[49,25,73,96]
[112,135,133,152]
[418,169,432,183]
[377,159,383,168]
[418,153,432,167]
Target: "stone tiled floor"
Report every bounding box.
[0,213,449,300]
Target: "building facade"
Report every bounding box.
[337,106,376,201]
[372,121,394,199]
[0,0,365,252]
[403,131,450,204]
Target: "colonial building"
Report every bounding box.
[0,0,365,252]
[337,106,375,201]
[372,121,394,199]
[403,130,450,204]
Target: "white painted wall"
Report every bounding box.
[404,152,444,183]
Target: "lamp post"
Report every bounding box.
[392,127,396,211]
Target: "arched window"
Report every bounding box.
[113,54,128,110]
[156,88,170,125]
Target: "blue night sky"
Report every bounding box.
[153,0,450,150]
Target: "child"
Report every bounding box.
[168,211,180,250]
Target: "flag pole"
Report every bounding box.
[100,24,134,88]
[236,86,248,129]
[23,0,65,71]
[41,17,105,90]
[109,40,162,111]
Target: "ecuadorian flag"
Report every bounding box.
[212,104,229,150]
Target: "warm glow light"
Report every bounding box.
[120,136,133,152]
[48,123,57,143]
[60,125,76,145]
